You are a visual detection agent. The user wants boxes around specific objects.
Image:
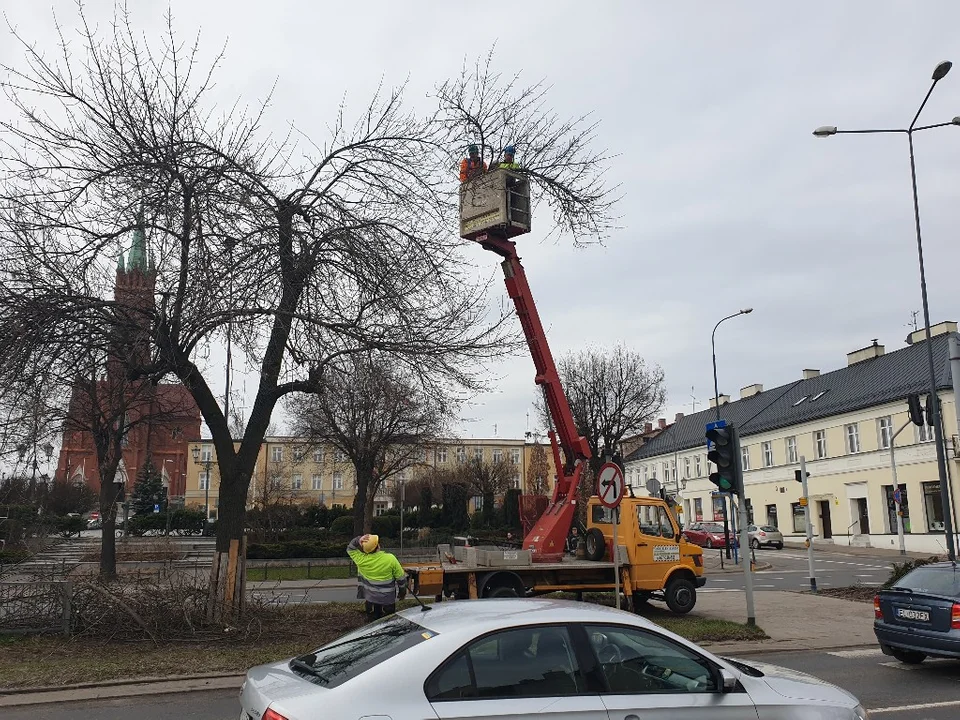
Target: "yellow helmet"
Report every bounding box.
[360,534,379,553]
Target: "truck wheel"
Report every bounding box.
[487,586,519,598]
[665,577,696,614]
[585,528,606,561]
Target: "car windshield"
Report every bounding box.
[895,566,960,597]
[702,525,723,533]
[291,614,435,688]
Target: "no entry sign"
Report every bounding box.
[597,462,626,509]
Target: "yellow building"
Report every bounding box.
[625,323,960,553]
[183,435,558,520]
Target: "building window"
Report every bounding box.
[270,446,283,463]
[692,455,699,478]
[785,436,798,464]
[334,449,347,463]
[922,481,945,531]
[877,416,893,450]
[883,485,910,533]
[661,462,669,482]
[643,465,649,481]
[511,448,521,465]
[765,503,778,527]
[200,444,213,462]
[761,441,773,468]
[374,502,388,517]
[791,503,805,533]
[693,497,703,521]
[712,496,725,522]
[473,495,483,511]
[473,447,483,462]
[311,474,322,490]
[293,446,304,462]
[493,448,503,463]
[456,447,466,463]
[312,448,324,463]
[270,475,281,490]
[683,457,690,479]
[917,423,935,443]
[845,423,860,454]
[670,460,677,483]
[437,447,448,463]
[333,472,344,491]
[199,471,209,490]
[291,474,302,491]
[740,446,751,471]
[814,430,827,459]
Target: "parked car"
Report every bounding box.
[681,522,728,548]
[240,599,867,720]
[747,524,784,550]
[875,561,960,663]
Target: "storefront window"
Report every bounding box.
[712,496,725,522]
[694,497,703,522]
[791,502,805,533]
[883,485,911,533]
[922,482,945,531]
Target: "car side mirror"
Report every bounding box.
[675,533,682,544]
[719,668,737,693]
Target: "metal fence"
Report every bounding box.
[0,581,71,635]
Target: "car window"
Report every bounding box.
[292,614,434,689]
[760,526,778,532]
[747,526,757,532]
[592,505,620,525]
[586,624,717,694]
[896,566,960,597]
[426,625,584,701]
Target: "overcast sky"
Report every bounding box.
[4,1,960,444]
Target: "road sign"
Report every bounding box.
[893,489,902,504]
[153,504,160,513]
[705,419,727,449]
[597,462,626,509]
[799,497,808,507]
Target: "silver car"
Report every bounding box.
[748,524,784,550]
[239,599,868,720]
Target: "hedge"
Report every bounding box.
[329,515,354,536]
[247,541,347,559]
[0,549,29,563]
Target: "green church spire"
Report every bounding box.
[126,207,148,272]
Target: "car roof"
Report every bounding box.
[399,598,659,637]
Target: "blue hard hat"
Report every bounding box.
[504,145,516,155]
[468,144,479,155]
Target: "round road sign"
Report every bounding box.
[893,489,902,505]
[597,462,626,509]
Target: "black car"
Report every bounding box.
[874,561,960,663]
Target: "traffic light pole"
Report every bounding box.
[736,479,755,625]
[889,420,913,556]
[799,455,817,592]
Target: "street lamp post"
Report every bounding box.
[711,308,754,558]
[814,60,959,560]
[191,445,213,530]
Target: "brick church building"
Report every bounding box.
[54,219,201,497]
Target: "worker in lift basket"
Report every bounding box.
[459,144,487,182]
[347,533,408,620]
[491,144,520,170]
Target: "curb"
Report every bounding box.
[0,673,245,707]
[701,640,877,657]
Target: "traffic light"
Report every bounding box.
[794,469,810,483]
[925,394,939,427]
[907,394,924,427]
[706,423,742,496]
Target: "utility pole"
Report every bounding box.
[799,456,817,592]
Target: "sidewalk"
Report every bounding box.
[701,550,772,574]
[695,590,876,655]
[781,541,937,559]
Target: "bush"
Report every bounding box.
[283,527,330,542]
[0,549,29,563]
[329,515,355,536]
[246,541,346,559]
[56,514,87,537]
[371,514,400,539]
[883,555,943,588]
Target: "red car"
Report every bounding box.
[682,522,729,549]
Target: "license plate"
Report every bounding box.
[895,607,930,622]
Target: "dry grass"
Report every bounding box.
[79,539,184,563]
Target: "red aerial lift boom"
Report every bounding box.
[460,169,592,561]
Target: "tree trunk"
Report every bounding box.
[352,462,375,535]
[206,471,248,623]
[98,480,121,580]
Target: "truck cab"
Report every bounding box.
[585,495,705,612]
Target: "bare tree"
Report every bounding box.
[456,455,518,524]
[525,441,551,495]
[287,354,447,535]
[538,345,666,476]
[0,8,615,617]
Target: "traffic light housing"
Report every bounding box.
[907,394,924,427]
[925,394,939,427]
[706,423,742,496]
[794,469,810,483]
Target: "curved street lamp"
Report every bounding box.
[812,61,959,561]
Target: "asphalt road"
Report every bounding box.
[703,546,899,592]
[6,646,958,719]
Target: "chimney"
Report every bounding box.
[847,339,885,366]
[709,394,731,408]
[803,369,820,379]
[657,418,667,430]
[644,422,653,433]
[906,321,957,345]
[674,412,684,422]
[740,384,763,399]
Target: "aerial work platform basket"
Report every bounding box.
[459,168,531,241]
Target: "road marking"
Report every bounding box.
[870,699,960,714]
[699,588,742,593]
[754,584,776,588]
[827,648,884,658]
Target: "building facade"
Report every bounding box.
[184,436,559,520]
[625,324,960,554]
